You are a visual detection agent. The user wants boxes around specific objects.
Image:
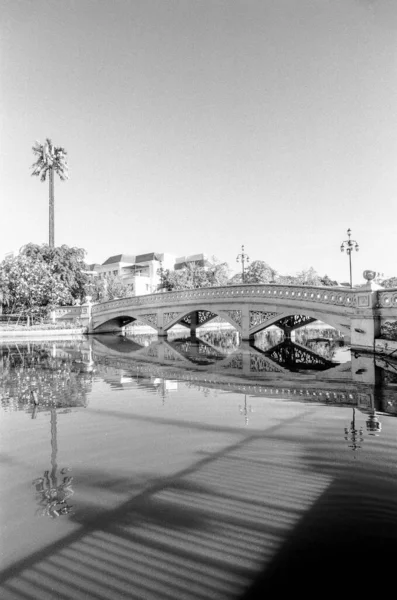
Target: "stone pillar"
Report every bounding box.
[83,297,93,333]
[157,310,168,338]
[351,282,382,352]
[190,311,198,337]
[351,353,379,386]
[351,315,380,351]
[241,306,251,341]
[242,346,251,375]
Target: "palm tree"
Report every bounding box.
[31,139,69,248]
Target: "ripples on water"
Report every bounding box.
[1,329,397,599]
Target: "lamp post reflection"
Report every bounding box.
[32,405,74,518]
[344,408,364,452]
[366,411,382,436]
[153,378,178,405]
[239,395,253,426]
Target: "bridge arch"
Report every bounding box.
[249,308,351,339]
[163,305,241,334]
[93,312,160,334]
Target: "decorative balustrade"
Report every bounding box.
[377,289,397,308]
[91,284,364,316]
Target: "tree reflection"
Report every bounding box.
[0,342,92,519]
[197,330,240,353]
[0,343,92,413]
[32,409,74,519]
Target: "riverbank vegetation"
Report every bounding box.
[0,244,88,321]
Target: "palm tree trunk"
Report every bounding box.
[50,408,58,488]
[49,167,54,248]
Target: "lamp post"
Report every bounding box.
[236,245,249,283]
[340,228,359,289]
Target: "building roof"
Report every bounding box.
[135,252,162,264]
[174,253,211,270]
[102,254,136,266]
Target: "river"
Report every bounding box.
[1,329,397,599]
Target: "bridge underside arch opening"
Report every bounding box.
[250,310,349,339]
[165,309,239,339]
[252,313,347,366]
[93,315,137,334]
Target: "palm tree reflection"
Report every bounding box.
[32,407,74,518]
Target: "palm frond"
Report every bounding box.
[31,138,69,181]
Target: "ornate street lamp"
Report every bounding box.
[236,245,249,283]
[340,228,359,289]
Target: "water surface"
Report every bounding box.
[1,332,397,599]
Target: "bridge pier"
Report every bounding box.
[190,311,198,337]
[351,316,380,352]
[156,310,168,338]
[241,306,251,341]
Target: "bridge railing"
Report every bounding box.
[90,283,366,315]
[377,288,397,308]
[53,306,88,321]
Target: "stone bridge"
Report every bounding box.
[54,283,397,351]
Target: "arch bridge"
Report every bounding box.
[53,283,397,351]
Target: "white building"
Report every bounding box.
[89,252,211,296]
[91,252,176,295]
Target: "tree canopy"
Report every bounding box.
[0,254,71,319]
[31,139,68,182]
[244,260,277,284]
[21,243,88,302]
[89,273,133,302]
[160,259,230,291]
[0,244,89,319]
[381,277,397,289]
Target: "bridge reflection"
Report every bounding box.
[88,334,396,417]
[2,336,396,419]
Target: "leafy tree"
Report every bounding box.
[381,277,397,289]
[0,254,71,319]
[31,139,69,248]
[21,243,88,303]
[228,273,243,285]
[278,267,322,286]
[244,260,277,284]
[159,259,230,291]
[320,274,339,286]
[90,274,133,302]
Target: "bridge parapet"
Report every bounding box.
[91,284,368,315]
[377,288,397,309]
[53,305,90,325]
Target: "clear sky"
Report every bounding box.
[1,0,396,283]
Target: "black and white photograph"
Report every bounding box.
[1,1,397,598]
